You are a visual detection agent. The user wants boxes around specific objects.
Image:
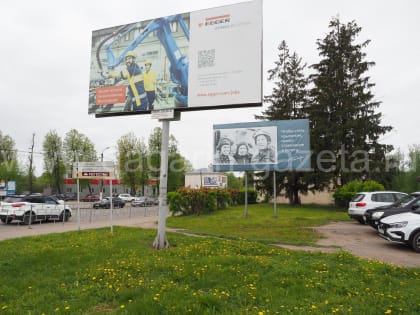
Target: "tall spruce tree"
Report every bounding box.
[255,41,310,204]
[309,17,393,186]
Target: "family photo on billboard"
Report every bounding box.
[213,126,278,166]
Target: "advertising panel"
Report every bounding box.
[73,162,116,179]
[89,0,262,117]
[213,119,311,172]
[203,175,227,188]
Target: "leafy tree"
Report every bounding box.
[168,137,192,191]
[392,145,420,192]
[63,129,97,171]
[226,173,242,189]
[63,129,97,193]
[148,127,162,182]
[117,133,147,195]
[0,132,24,193]
[43,130,66,193]
[255,41,310,204]
[0,132,17,164]
[148,127,191,192]
[308,17,393,187]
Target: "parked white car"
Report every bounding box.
[348,191,408,224]
[0,195,72,225]
[117,194,140,202]
[378,211,420,252]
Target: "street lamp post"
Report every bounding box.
[100,147,110,199]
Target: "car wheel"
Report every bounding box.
[59,211,70,222]
[357,219,365,224]
[410,231,420,253]
[23,212,36,225]
[1,217,13,224]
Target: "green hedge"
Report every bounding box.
[167,188,257,216]
[333,180,385,207]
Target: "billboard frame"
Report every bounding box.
[89,0,263,118]
[213,119,311,172]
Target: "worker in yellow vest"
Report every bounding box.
[143,60,157,110]
[109,51,149,111]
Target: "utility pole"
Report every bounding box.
[28,133,35,194]
[100,147,110,199]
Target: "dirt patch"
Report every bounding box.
[275,221,420,268]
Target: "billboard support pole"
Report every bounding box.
[153,119,171,249]
[273,171,278,218]
[77,178,80,231]
[76,159,81,232]
[244,171,248,218]
[110,179,113,233]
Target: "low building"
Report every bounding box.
[185,168,227,189]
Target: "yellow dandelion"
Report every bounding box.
[120,305,125,309]
[2,306,8,310]
[385,310,392,314]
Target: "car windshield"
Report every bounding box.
[392,195,416,207]
[3,196,25,203]
[351,194,365,202]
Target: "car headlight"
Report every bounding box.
[388,221,408,228]
[372,211,384,219]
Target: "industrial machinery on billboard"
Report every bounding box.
[92,15,189,112]
[89,0,262,116]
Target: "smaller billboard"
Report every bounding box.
[213,119,311,172]
[73,162,116,179]
[203,175,227,188]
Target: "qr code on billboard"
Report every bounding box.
[198,49,215,68]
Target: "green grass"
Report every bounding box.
[167,203,350,245]
[0,204,419,315]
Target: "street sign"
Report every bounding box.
[73,162,115,179]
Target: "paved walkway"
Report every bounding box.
[0,213,160,241]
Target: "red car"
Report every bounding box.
[81,194,100,202]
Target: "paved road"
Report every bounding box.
[0,206,160,241]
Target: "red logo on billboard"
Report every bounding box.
[203,14,230,26]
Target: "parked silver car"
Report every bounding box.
[131,197,156,207]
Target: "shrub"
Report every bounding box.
[236,188,257,205]
[333,180,385,207]
[167,188,259,216]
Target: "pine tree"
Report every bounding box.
[309,17,393,186]
[255,41,310,204]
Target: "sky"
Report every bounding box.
[0,0,419,176]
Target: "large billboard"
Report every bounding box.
[89,0,262,117]
[213,120,311,172]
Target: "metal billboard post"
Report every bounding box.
[77,177,81,231]
[153,119,170,249]
[244,171,248,218]
[110,179,113,233]
[273,171,278,218]
[152,110,180,249]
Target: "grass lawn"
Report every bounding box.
[167,203,350,245]
[0,204,419,315]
